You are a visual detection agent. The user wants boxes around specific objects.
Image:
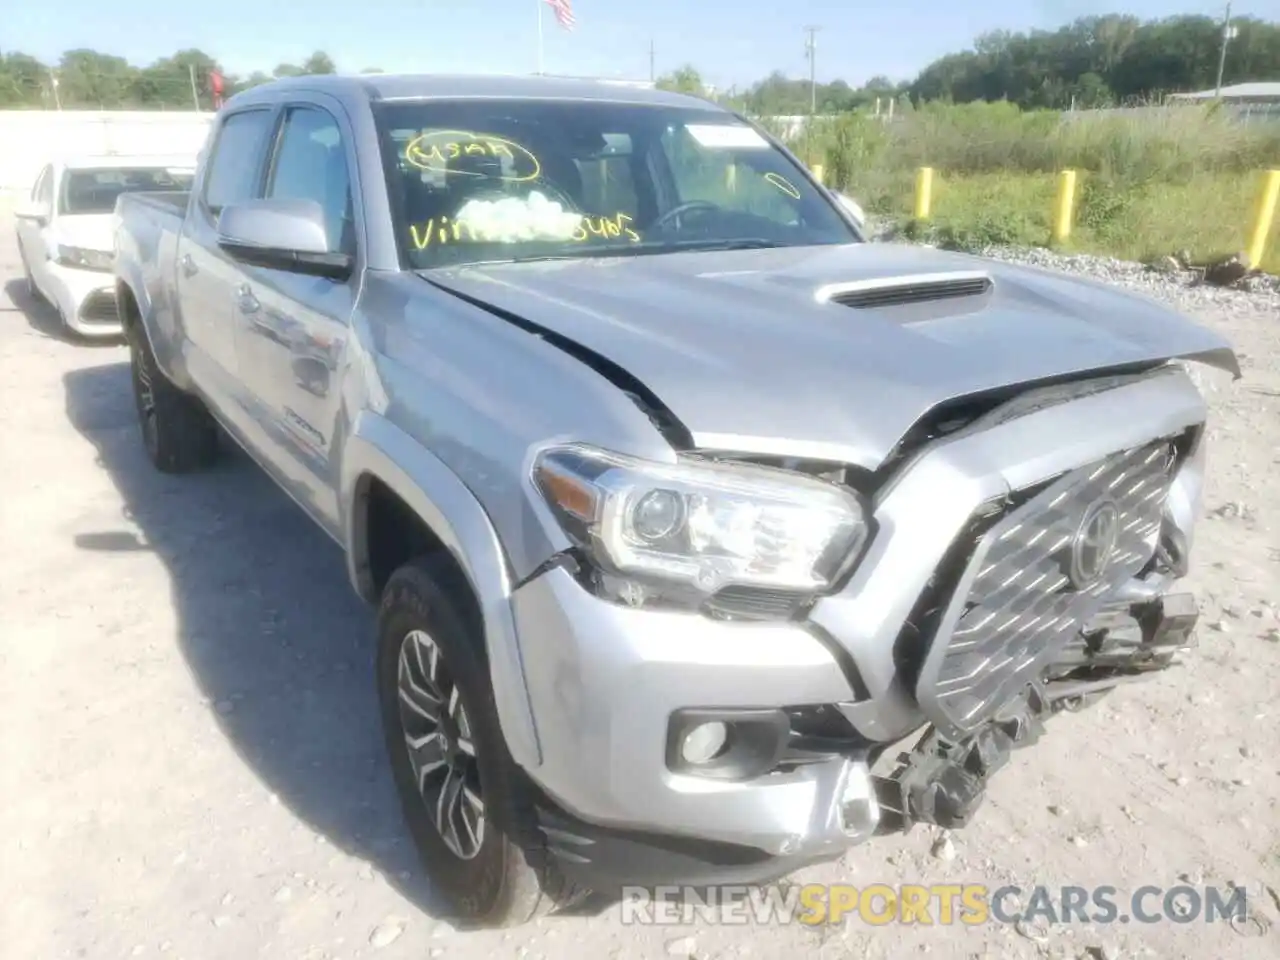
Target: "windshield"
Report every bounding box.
[373,99,858,269]
[59,166,195,215]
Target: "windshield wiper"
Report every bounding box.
[433,238,790,270]
[668,238,787,251]
[573,237,788,259]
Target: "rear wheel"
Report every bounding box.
[126,322,218,473]
[376,558,578,927]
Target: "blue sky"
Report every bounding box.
[8,1,1276,90]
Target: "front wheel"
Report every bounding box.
[376,558,578,927]
[126,322,219,473]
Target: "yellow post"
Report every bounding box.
[1053,169,1078,244]
[914,167,934,221]
[726,163,737,195]
[811,163,825,185]
[1245,169,1280,269]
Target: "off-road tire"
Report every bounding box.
[126,322,219,473]
[376,557,580,927]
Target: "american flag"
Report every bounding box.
[543,0,575,30]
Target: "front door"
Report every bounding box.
[231,100,359,537]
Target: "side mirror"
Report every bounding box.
[833,192,866,229]
[216,198,352,280]
[14,201,51,226]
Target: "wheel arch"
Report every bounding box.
[342,412,543,771]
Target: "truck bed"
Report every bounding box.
[114,190,194,374]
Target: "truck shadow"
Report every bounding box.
[61,359,448,919]
[3,278,125,345]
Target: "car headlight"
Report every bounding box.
[55,245,113,271]
[533,443,869,613]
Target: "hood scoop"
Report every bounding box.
[815,270,994,310]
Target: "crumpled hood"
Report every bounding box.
[423,242,1237,469]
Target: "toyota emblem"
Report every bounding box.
[1069,500,1120,589]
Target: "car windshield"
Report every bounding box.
[59,166,195,215]
[373,98,859,270]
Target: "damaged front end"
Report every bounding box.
[874,589,1201,833]
[870,411,1209,835]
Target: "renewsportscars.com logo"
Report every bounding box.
[619,883,1252,927]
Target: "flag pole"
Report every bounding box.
[537,0,544,75]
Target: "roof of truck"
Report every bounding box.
[227,72,723,111]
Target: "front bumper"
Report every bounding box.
[43,261,121,336]
[512,566,877,865]
[508,366,1210,886]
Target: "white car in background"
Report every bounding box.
[14,156,195,338]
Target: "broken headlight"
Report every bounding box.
[533,443,868,611]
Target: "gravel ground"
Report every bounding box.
[2,204,1278,960]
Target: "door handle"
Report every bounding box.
[235,283,260,315]
[180,253,197,277]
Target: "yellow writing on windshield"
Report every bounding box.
[765,172,802,199]
[572,213,641,243]
[405,130,541,183]
[409,212,641,250]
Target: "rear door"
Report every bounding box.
[177,106,278,417]
[230,98,360,535]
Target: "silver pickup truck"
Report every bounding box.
[114,74,1237,927]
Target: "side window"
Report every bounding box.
[203,109,274,214]
[266,106,353,254]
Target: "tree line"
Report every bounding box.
[660,14,1280,114]
[3,12,1278,113]
[0,48,378,110]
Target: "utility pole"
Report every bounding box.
[1215,1,1235,98]
[804,25,820,115]
[187,63,201,111]
[49,70,62,110]
[649,39,655,83]
[536,0,544,76]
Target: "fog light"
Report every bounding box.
[680,721,729,764]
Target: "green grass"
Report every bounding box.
[884,171,1280,273]
[782,101,1280,274]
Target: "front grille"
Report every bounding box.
[916,438,1178,738]
[78,290,119,325]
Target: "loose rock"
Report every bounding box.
[369,919,406,949]
[931,833,957,861]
